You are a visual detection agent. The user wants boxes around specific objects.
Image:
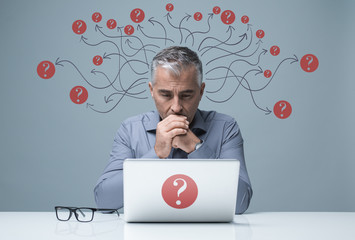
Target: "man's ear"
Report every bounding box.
[148,82,154,97]
[199,82,205,100]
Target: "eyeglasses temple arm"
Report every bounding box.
[96,208,120,216]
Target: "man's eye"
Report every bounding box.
[181,94,192,98]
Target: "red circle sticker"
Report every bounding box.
[130,8,145,23]
[166,3,174,12]
[256,29,265,39]
[92,12,102,23]
[241,15,249,24]
[93,55,103,66]
[70,86,88,104]
[124,25,134,35]
[274,100,292,119]
[162,174,198,209]
[221,10,235,25]
[264,70,272,78]
[194,12,203,21]
[213,6,221,15]
[107,19,117,29]
[72,20,87,35]
[37,60,55,79]
[300,54,319,72]
[270,45,280,56]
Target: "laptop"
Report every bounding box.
[123,158,240,222]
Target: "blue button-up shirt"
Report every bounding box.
[94,109,253,214]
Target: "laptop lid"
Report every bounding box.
[123,159,240,222]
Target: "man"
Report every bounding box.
[94,46,252,214]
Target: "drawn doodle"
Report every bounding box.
[38,3,318,118]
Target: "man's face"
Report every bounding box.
[149,65,205,124]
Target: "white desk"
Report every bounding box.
[0,212,354,240]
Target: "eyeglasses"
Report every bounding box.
[55,206,119,222]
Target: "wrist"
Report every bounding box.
[154,145,170,159]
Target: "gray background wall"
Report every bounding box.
[1,0,354,212]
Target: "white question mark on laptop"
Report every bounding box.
[173,178,187,205]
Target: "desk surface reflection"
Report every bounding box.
[0,212,353,240]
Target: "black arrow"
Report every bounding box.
[206,67,271,114]
[205,32,261,66]
[198,25,234,52]
[185,13,214,45]
[87,77,148,114]
[138,21,174,44]
[95,24,149,67]
[206,65,263,94]
[201,30,248,57]
[251,55,299,92]
[125,38,159,54]
[55,57,102,89]
[199,25,235,55]
[165,13,193,45]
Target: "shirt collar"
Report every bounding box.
[144,110,161,132]
[189,109,207,133]
[144,109,207,134]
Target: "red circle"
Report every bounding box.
[70,86,88,104]
[107,19,117,29]
[166,3,174,12]
[37,61,55,79]
[213,6,221,15]
[93,55,103,66]
[162,174,198,209]
[72,20,87,35]
[221,10,235,25]
[256,29,265,39]
[92,12,102,23]
[274,100,292,119]
[130,8,145,23]
[194,12,203,21]
[300,54,319,72]
[241,15,249,24]
[124,25,134,35]
[270,45,280,56]
[264,70,272,78]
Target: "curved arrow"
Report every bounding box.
[87,78,148,114]
[209,49,267,93]
[206,37,262,66]
[95,24,149,67]
[55,58,104,89]
[80,36,144,92]
[165,13,193,45]
[206,25,254,65]
[206,68,271,114]
[185,13,213,45]
[138,21,174,44]
[91,67,147,95]
[201,31,248,57]
[251,55,299,92]
[125,38,159,54]
[206,66,263,93]
[198,25,234,53]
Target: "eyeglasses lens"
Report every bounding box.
[76,208,94,222]
[56,207,71,221]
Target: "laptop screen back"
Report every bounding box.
[123,159,240,222]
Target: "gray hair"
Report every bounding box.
[151,46,203,86]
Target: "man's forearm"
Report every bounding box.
[94,170,124,209]
[235,178,253,214]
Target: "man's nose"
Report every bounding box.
[171,97,183,114]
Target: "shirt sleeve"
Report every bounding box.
[94,122,159,210]
[188,120,253,214]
